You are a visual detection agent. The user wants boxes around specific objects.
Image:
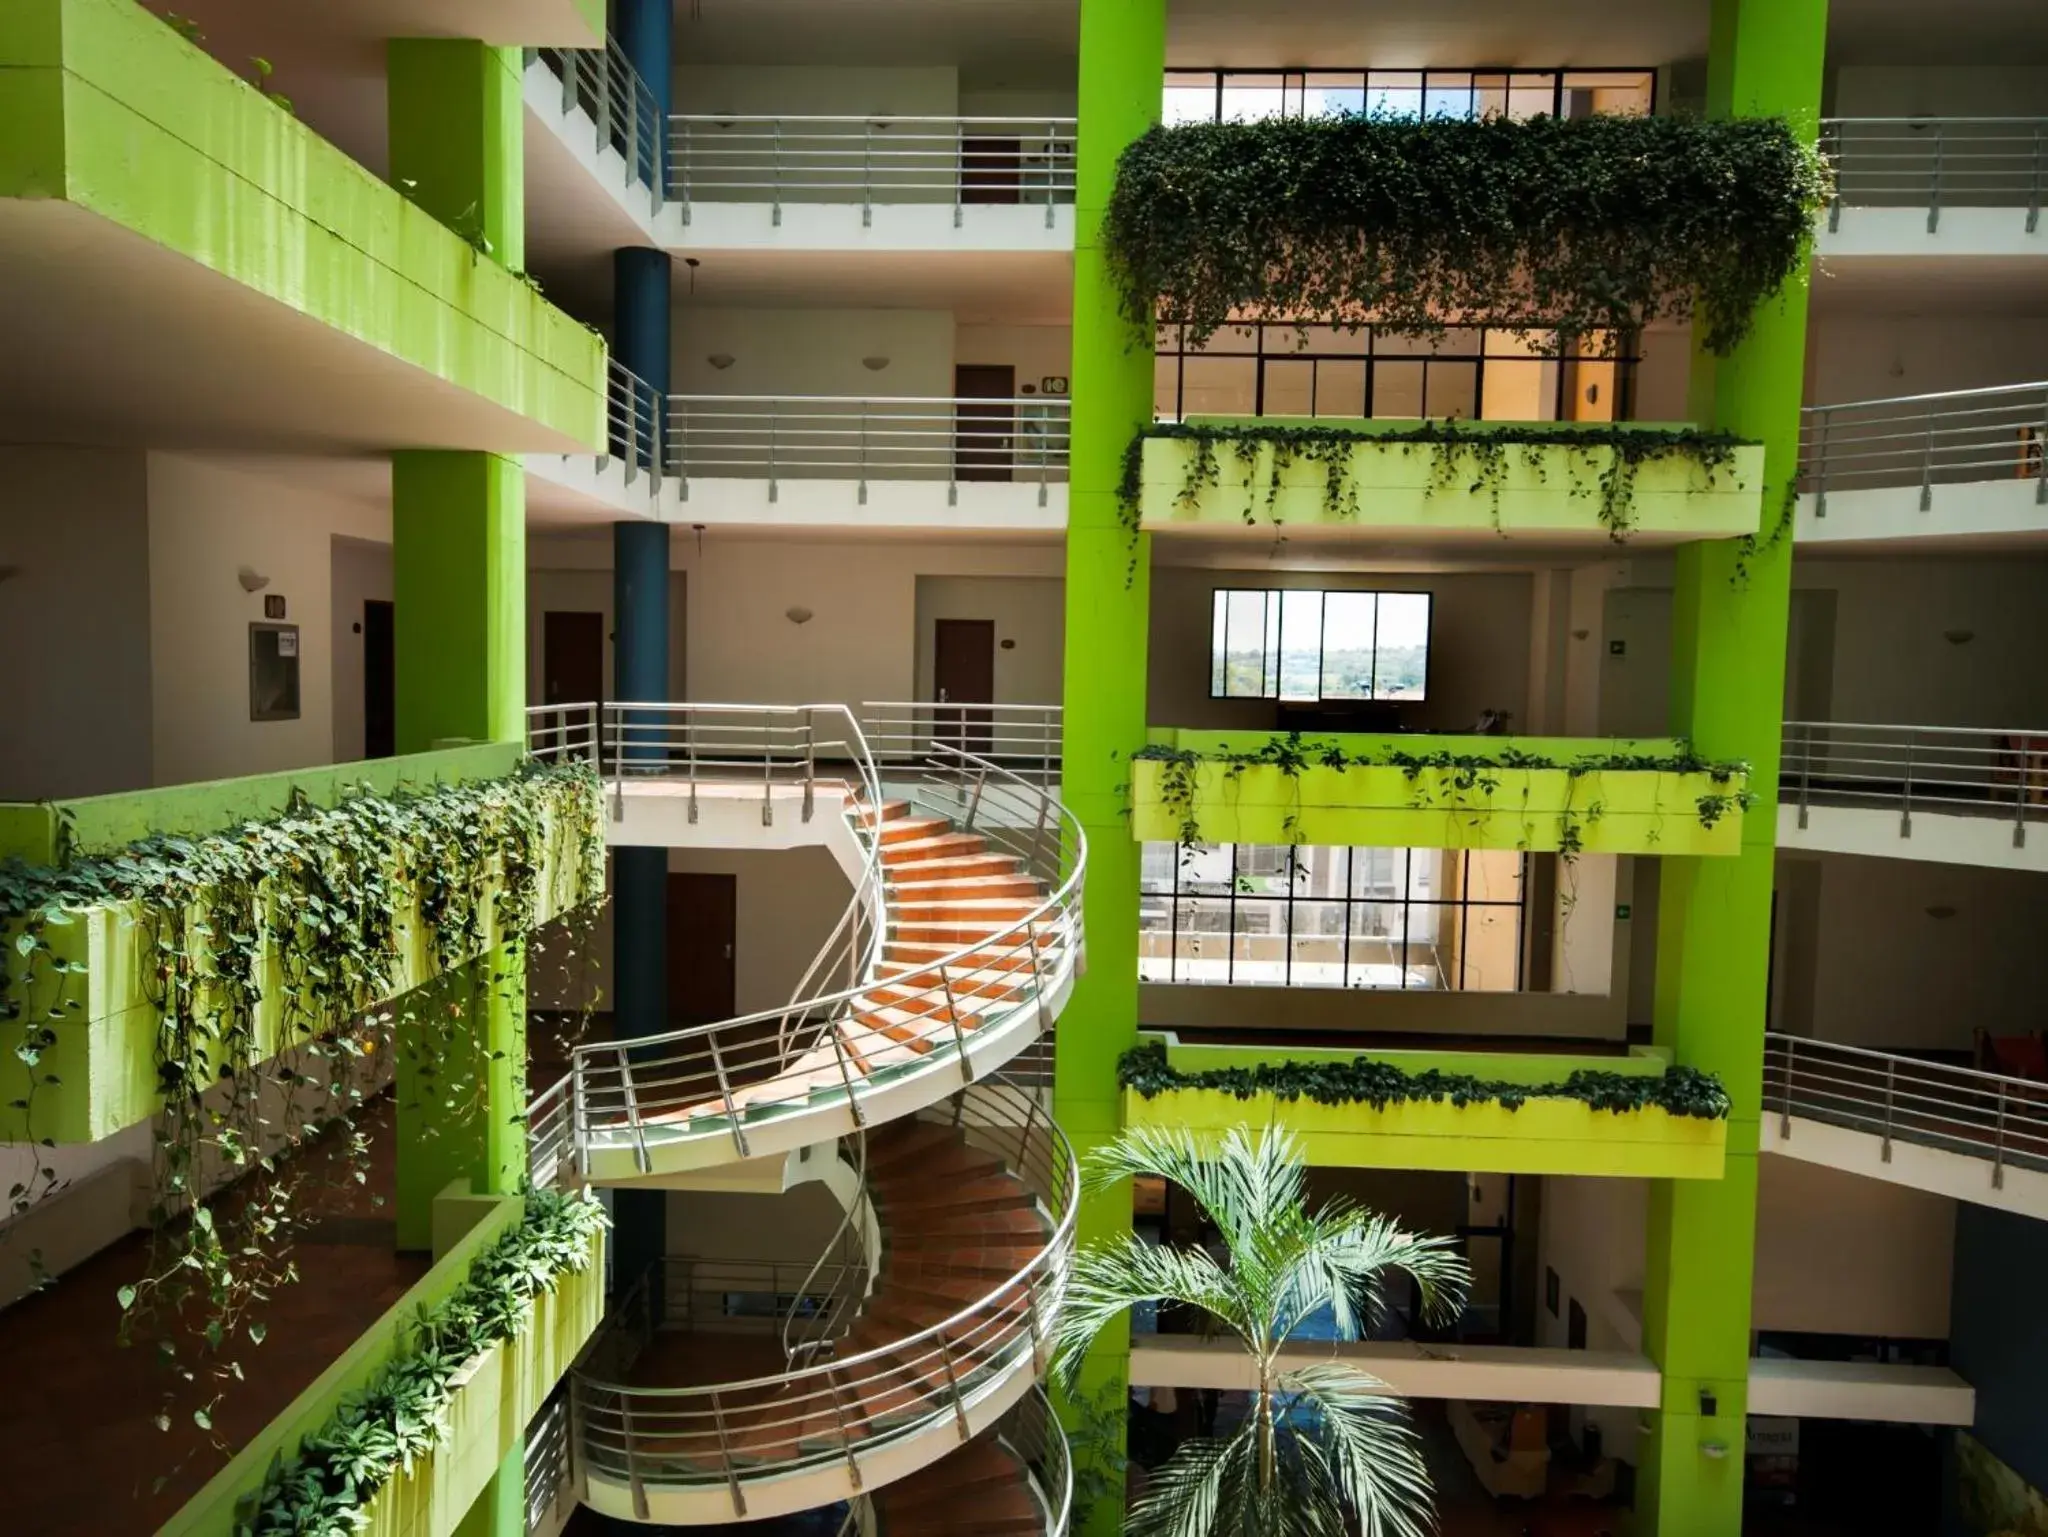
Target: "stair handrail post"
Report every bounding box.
[827,1016,868,1125]
[1881,1057,1897,1162]
[1900,735,1915,838]
[2029,121,2044,234]
[939,962,972,1071]
[937,1328,972,1440]
[803,706,818,823]
[710,1391,748,1518]
[965,762,989,830]
[620,1392,650,1520]
[1991,1080,2009,1189]
[1777,1035,1795,1138]
[1927,118,1945,233]
[615,1042,653,1173]
[705,1028,753,1158]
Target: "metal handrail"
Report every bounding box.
[667,395,1072,501]
[861,701,1063,784]
[525,1387,574,1534]
[534,40,665,211]
[1780,719,2048,845]
[527,1075,576,1191]
[1819,117,2047,231]
[571,1073,1077,1510]
[1001,1386,1075,1537]
[667,114,1077,227]
[1763,1032,2048,1189]
[1797,379,2048,512]
[602,356,663,486]
[521,702,1085,1171]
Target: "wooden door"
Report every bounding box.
[363,599,395,760]
[543,610,605,761]
[933,618,996,756]
[667,872,737,1027]
[960,137,1023,204]
[953,364,1016,483]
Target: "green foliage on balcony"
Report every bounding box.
[1117,1040,1732,1120]
[1106,112,1830,354]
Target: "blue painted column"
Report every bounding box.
[614,0,672,191]
[612,248,670,471]
[611,518,671,1301]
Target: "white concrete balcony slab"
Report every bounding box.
[1777,720,2048,873]
[1814,118,2048,261]
[1794,381,2048,548]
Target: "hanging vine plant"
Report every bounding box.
[1117,1040,1732,1120]
[0,760,606,1442]
[1117,419,1753,549]
[1105,111,1830,355]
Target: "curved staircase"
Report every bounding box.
[532,704,1082,1532]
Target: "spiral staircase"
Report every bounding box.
[524,703,1082,1530]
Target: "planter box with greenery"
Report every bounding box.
[1130,731,1750,857]
[1130,419,1766,542]
[0,752,606,1143]
[161,1189,608,1537]
[0,0,605,447]
[1118,1037,1728,1179]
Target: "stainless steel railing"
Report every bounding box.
[534,41,665,210]
[1005,1385,1075,1537]
[571,1073,1076,1518]
[603,356,664,485]
[527,1075,577,1191]
[1798,380,2048,512]
[1764,1032,2048,1188]
[668,395,1072,501]
[1820,117,2048,232]
[862,701,1062,784]
[525,1387,574,1535]
[1780,720,2048,844]
[668,115,1076,227]
[520,702,1084,1171]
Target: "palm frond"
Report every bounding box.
[1274,1209,1472,1341]
[1081,1123,1308,1260]
[1049,1232,1250,1387]
[1282,1360,1440,1537]
[1125,1423,1255,1537]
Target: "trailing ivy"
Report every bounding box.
[0,760,605,1441]
[245,1188,608,1536]
[1117,419,1752,550]
[1117,1040,1731,1121]
[1105,112,1830,355]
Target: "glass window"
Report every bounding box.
[1180,356,1258,417]
[1313,360,1368,418]
[1142,841,1526,991]
[1164,72,1220,126]
[1164,67,1654,126]
[1261,359,1315,417]
[1210,588,1431,702]
[1371,360,1426,418]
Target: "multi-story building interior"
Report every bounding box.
[3,0,2047,1533]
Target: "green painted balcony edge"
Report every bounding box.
[1132,730,1750,856]
[0,748,600,1144]
[1121,1033,1729,1180]
[160,1192,607,1537]
[1136,420,1766,541]
[0,0,605,450]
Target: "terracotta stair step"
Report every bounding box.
[877,814,956,846]
[853,798,914,822]
[871,968,1029,1006]
[888,873,1046,901]
[881,833,991,865]
[892,897,1043,923]
[881,944,1036,975]
[834,1022,928,1076]
[867,1123,1002,1173]
[844,1013,942,1056]
[895,921,1037,946]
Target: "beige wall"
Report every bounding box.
[673,64,958,118]
[1753,1157,1954,1340]
[0,448,155,800]
[673,308,957,399]
[146,454,389,787]
[912,574,1065,704]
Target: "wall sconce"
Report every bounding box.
[861,356,891,372]
[1926,903,1958,920]
[238,567,271,593]
[706,353,735,371]
[1584,381,1601,405]
[1943,628,1974,645]
[785,606,814,625]
[1571,628,1591,641]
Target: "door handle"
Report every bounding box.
[723,943,733,960]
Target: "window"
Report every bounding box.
[1210,588,1431,702]
[1161,68,1655,125]
[1153,322,1640,425]
[1138,843,1527,990]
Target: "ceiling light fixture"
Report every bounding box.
[861,356,890,372]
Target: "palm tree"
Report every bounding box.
[1052,1123,1472,1537]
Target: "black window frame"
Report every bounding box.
[1209,586,1433,704]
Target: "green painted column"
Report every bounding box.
[452,1439,525,1537]
[387,32,531,1248]
[387,39,526,269]
[1058,0,1163,1527]
[1641,2,1825,1531]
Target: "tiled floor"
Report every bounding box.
[0,1097,428,1536]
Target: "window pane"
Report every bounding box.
[1367,71,1423,120]
[1426,360,1479,420]
[1288,325,1370,357]
[1508,75,1559,120]
[1403,848,1443,903]
[1179,843,1235,895]
[1319,592,1377,699]
[1313,360,1368,418]
[1423,73,1475,119]
[1289,901,1348,986]
[1375,593,1431,700]
[1473,74,1509,120]
[1304,72,1366,118]
[1164,72,1218,124]
[1453,902,1523,991]
[1210,591,1229,695]
[1221,589,1269,697]
[1461,849,1527,904]
[1236,843,1292,894]
[1478,359,1558,422]
[1290,844,1346,897]
[1222,79,1288,122]
[1263,591,1282,696]
[1372,359,1426,418]
[1261,359,1314,417]
[1181,356,1258,416]
[1564,71,1653,117]
[1154,353,1182,421]
[1277,589,1323,701]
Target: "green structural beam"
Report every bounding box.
[387,40,526,273]
[1640,2,1826,1533]
[1060,0,1164,1527]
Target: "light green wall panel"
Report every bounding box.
[161,1196,604,1537]
[1129,758,1748,856]
[0,0,603,447]
[1139,426,1765,539]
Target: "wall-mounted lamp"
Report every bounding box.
[785,605,814,626]
[1571,628,1591,641]
[1926,903,1958,920]
[238,567,271,593]
[861,356,891,372]
[706,353,736,371]
[1943,628,1975,645]
[1701,1441,1731,1460]
[1584,381,1601,405]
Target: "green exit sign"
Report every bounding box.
[1615,903,1632,920]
